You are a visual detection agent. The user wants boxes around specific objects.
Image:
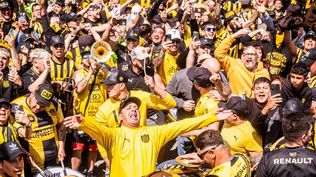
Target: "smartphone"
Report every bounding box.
[165,34,171,42]
[271,84,281,96]
[192,31,199,42]
[120,19,127,26]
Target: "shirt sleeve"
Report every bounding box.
[154,113,218,145]
[214,36,236,71]
[79,116,115,149]
[255,155,269,177]
[146,92,177,110]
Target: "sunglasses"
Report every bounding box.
[197,145,218,159]
[204,27,216,32]
[82,54,90,60]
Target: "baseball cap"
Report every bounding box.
[63,12,78,23]
[119,97,141,112]
[103,68,127,85]
[130,46,149,60]
[131,4,142,20]
[20,33,34,43]
[187,66,213,87]
[0,98,11,107]
[166,29,182,41]
[126,29,140,41]
[218,96,249,118]
[34,84,54,106]
[17,12,28,22]
[300,48,316,67]
[0,1,9,10]
[304,30,316,41]
[55,0,65,7]
[283,98,304,116]
[200,38,212,47]
[50,35,65,46]
[78,34,94,55]
[152,15,162,24]
[0,141,26,161]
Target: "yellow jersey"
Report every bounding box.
[195,93,218,116]
[73,68,107,120]
[204,153,251,177]
[0,121,23,144]
[157,51,180,85]
[79,112,218,177]
[11,96,64,173]
[50,57,75,82]
[221,121,263,156]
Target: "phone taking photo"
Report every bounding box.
[271,84,281,96]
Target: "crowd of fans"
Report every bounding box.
[0,0,315,176]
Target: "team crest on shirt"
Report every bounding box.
[2,80,9,88]
[49,109,56,116]
[121,64,128,71]
[141,134,150,143]
[27,114,35,122]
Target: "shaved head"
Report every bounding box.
[201,57,221,74]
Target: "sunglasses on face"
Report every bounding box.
[197,145,218,159]
[204,27,216,32]
[82,54,90,60]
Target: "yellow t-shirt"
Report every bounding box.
[221,121,263,156]
[96,90,176,158]
[80,112,218,177]
[11,96,64,173]
[204,153,251,177]
[195,93,218,116]
[157,51,180,85]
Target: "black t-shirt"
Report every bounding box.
[256,146,316,177]
[0,67,24,101]
[21,68,51,95]
[119,62,153,92]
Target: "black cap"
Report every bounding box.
[152,15,162,24]
[304,30,316,40]
[283,98,304,116]
[63,12,78,23]
[55,0,65,7]
[119,97,141,112]
[0,141,26,161]
[126,29,140,41]
[50,35,65,46]
[218,96,249,118]
[17,12,28,21]
[34,84,54,106]
[200,38,212,47]
[300,48,316,67]
[0,98,11,107]
[103,68,127,85]
[78,34,94,54]
[187,67,212,87]
[0,1,9,10]
[20,33,34,43]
